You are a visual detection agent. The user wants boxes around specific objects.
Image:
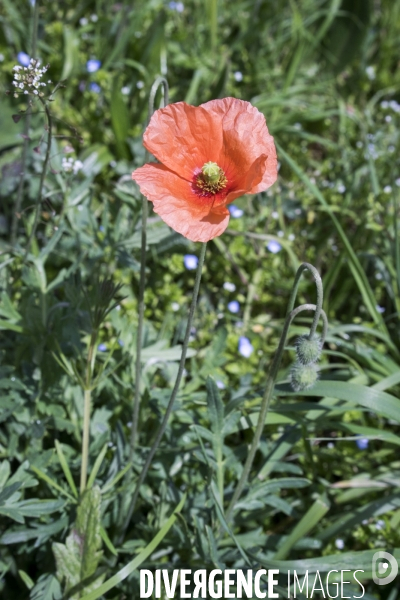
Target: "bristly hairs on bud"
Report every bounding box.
[295,334,322,365]
[290,361,319,391]
[225,262,328,523]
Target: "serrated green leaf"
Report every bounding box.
[79,494,186,600]
[53,486,103,598]
[75,486,103,580]
[30,574,62,600]
[0,481,21,504]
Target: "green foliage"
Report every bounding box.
[52,486,103,598]
[0,0,400,598]
[29,574,61,600]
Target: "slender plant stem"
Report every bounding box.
[122,242,207,538]
[130,197,148,456]
[80,388,92,494]
[80,330,97,494]
[226,303,328,522]
[225,262,327,522]
[30,0,39,59]
[285,262,323,338]
[23,98,52,262]
[130,76,169,459]
[10,0,40,246]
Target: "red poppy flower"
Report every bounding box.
[132,97,277,242]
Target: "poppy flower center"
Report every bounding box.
[195,161,228,195]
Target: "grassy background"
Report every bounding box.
[1,0,400,598]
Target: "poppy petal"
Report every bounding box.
[192,207,230,243]
[132,163,228,242]
[200,97,278,194]
[142,103,224,181]
[225,154,268,204]
[132,163,214,216]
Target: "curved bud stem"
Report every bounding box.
[130,77,170,458]
[225,263,328,523]
[148,76,169,121]
[286,262,324,340]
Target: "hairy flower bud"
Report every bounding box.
[290,361,319,391]
[295,334,322,365]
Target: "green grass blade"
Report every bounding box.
[100,525,118,557]
[318,493,400,542]
[18,569,34,590]
[274,495,330,560]
[206,0,218,52]
[393,189,400,297]
[257,426,302,480]
[30,466,77,503]
[254,548,400,579]
[55,440,78,498]
[372,370,400,392]
[101,462,132,494]
[277,143,388,335]
[210,480,251,567]
[277,380,400,423]
[87,443,108,490]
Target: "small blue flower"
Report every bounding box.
[238,336,253,358]
[335,539,344,550]
[118,339,124,347]
[228,300,240,314]
[228,205,244,218]
[183,254,198,270]
[86,59,101,73]
[98,343,107,352]
[356,438,369,450]
[89,82,101,93]
[216,380,225,389]
[376,305,385,314]
[234,71,243,82]
[169,1,184,11]
[99,225,105,232]
[17,52,31,67]
[267,240,282,254]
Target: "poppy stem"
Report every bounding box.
[129,195,148,458]
[129,76,169,460]
[123,242,207,536]
[225,263,327,523]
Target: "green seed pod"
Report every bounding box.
[295,334,322,365]
[290,361,319,391]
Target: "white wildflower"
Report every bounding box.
[11,58,50,97]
